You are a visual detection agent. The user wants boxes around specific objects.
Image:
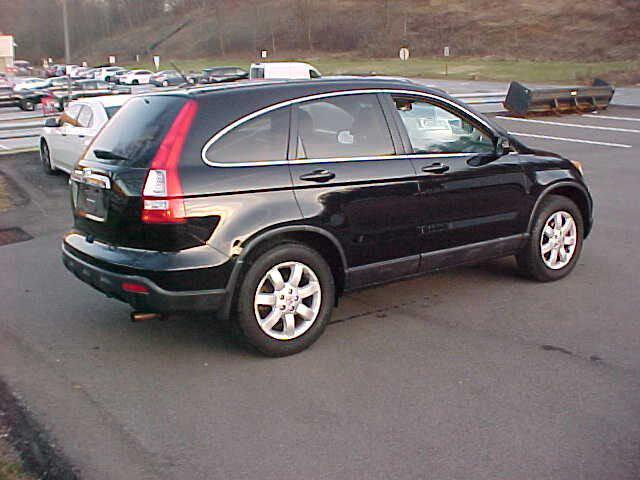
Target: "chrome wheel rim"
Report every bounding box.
[254,261,322,340]
[540,211,577,270]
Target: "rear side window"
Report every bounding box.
[76,106,93,128]
[104,106,120,119]
[204,107,290,165]
[296,94,394,159]
[88,96,186,167]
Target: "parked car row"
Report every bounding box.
[11,78,130,111]
[186,66,248,84]
[6,60,34,76]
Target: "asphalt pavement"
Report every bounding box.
[1,106,640,479]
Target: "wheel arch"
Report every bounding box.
[528,181,593,238]
[218,226,348,321]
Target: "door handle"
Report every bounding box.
[78,135,85,139]
[299,169,336,183]
[421,163,450,174]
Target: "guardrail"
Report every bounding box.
[454,92,508,105]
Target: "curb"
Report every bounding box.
[0,378,79,479]
[0,147,38,156]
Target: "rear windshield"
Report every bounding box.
[87,96,186,168]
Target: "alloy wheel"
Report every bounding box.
[253,261,322,340]
[540,211,577,270]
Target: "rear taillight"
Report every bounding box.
[141,99,198,224]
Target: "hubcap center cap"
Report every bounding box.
[277,284,299,312]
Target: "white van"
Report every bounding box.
[249,62,321,80]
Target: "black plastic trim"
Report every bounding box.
[527,181,593,238]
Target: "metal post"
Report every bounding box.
[62,0,71,65]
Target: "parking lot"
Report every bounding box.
[1,100,640,479]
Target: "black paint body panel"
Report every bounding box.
[62,78,593,315]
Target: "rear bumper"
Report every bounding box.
[62,241,228,313]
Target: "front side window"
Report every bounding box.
[393,97,494,154]
[296,94,393,159]
[205,107,290,165]
[60,103,82,126]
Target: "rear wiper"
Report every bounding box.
[93,149,128,161]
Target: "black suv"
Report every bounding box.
[62,78,592,356]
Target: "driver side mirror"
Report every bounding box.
[495,135,511,156]
[44,117,60,128]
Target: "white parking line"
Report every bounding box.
[496,116,640,133]
[583,114,640,123]
[509,132,632,148]
[0,144,8,150]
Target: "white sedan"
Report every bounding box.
[118,70,153,85]
[13,77,48,92]
[40,95,131,174]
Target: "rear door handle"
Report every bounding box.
[299,169,336,183]
[421,163,450,174]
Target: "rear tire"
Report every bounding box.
[235,243,335,356]
[40,141,58,175]
[162,80,169,87]
[21,99,35,111]
[517,195,583,282]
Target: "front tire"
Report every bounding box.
[162,80,169,87]
[517,195,583,282]
[235,243,335,356]
[21,99,35,111]
[40,141,57,175]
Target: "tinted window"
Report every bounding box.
[205,107,289,165]
[104,106,120,119]
[88,96,186,167]
[394,97,494,154]
[76,106,93,128]
[250,67,264,79]
[296,94,393,159]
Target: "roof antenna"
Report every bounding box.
[170,61,189,86]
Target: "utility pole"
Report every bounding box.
[62,0,71,64]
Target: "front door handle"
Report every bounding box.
[299,169,336,183]
[421,163,450,174]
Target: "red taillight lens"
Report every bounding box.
[141,99,198,224]
[121,282,149,294]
